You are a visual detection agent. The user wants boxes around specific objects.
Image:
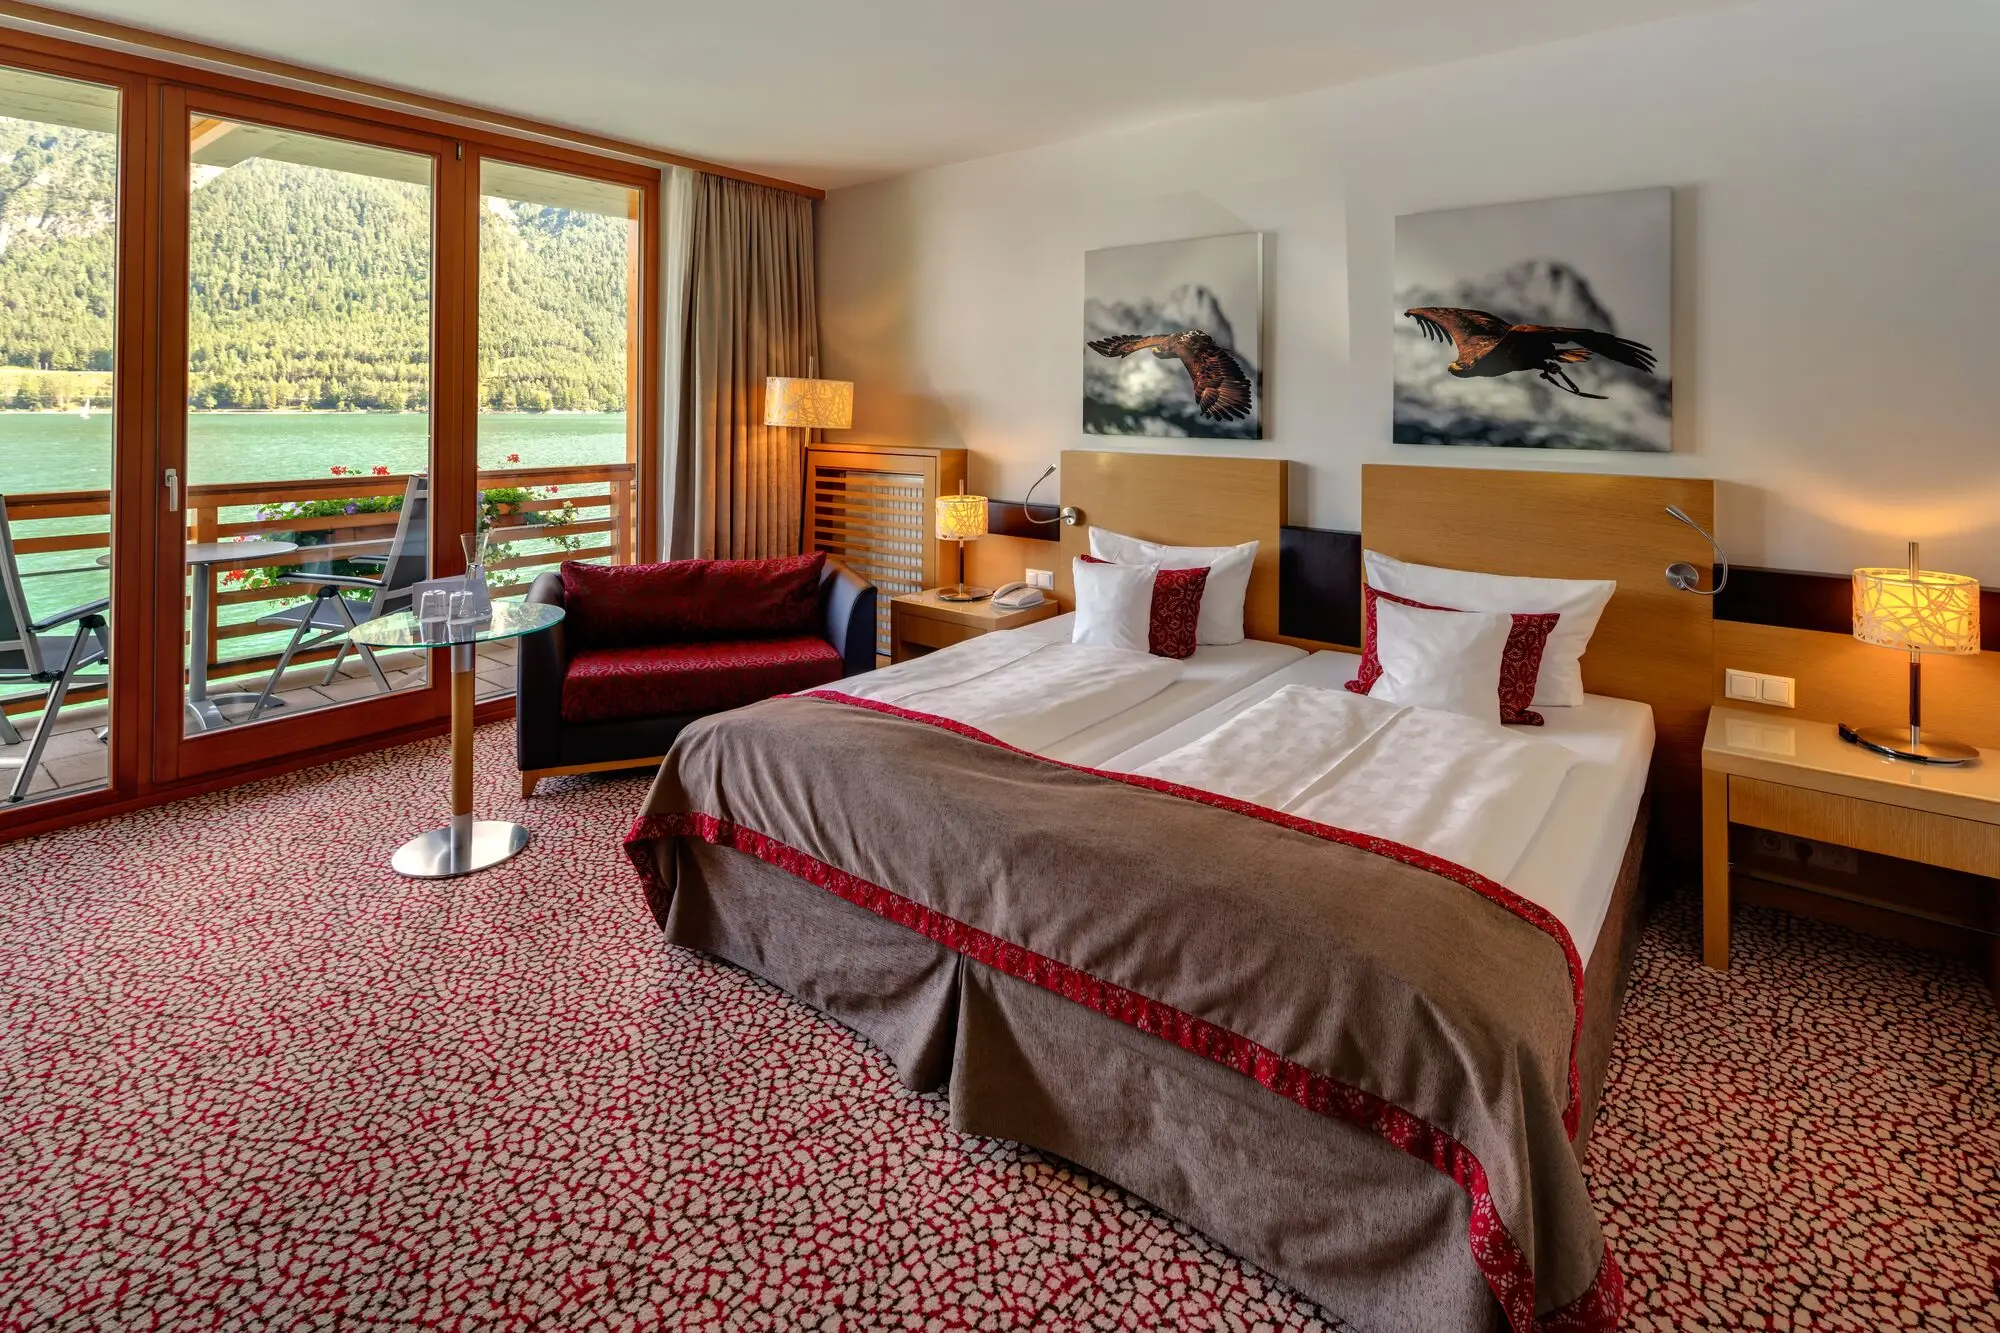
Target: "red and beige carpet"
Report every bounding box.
[1,726,1995,1330]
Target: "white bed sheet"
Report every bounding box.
[1010,614,1307,766]
[836,613,1302,761]
[1099,651,1654,960]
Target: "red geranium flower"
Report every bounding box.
[329,465,347,476]
[505,453,520,464]
[371,465,390,476]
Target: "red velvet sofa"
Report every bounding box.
[515,552,875,795]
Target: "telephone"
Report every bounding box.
[991,581,1046,610]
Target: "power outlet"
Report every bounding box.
[1025,568,1055,591]
[1803,839,1860,874]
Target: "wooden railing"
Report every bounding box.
[4,462,635,710]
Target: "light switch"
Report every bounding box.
[1025,568,1055,591]
[1725,669,1761,702]
[1759,675,1795,708]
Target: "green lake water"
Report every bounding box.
[0,410,628,657]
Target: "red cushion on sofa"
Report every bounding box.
[560,635,844,725]
[560,552,825,648]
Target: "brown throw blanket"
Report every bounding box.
[625,692,1623,1331]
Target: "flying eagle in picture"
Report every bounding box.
[1402,307,1657,400]
[1086,330,1253,422]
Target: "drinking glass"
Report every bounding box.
[417,589,448,624]
[448,590,478,626]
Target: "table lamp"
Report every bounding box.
[934,484,990,602]
[1842,541,1981,765]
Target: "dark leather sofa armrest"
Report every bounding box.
[819,555,877,676]
[516,572,571,770]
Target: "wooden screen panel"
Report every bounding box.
[1362,464,1717,856]
[806,445,966,658]
[1053,451,1288,643]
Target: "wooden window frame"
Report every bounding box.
[0,25,665,842]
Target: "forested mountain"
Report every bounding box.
[0,118,629,411]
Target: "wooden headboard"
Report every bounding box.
[1054,450,1288,642]
[1362,464,1718,853]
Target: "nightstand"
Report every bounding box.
[1702,706,2000,992]
[888,588,1060,664]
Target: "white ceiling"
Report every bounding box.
[39,0,1746,190]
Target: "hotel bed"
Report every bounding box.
[1104,650,1658,965]
[840,609,1306,765]
[623,456,1717,1333]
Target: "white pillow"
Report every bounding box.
[1088,527,1257,646]
[1070,557,1153,653]
[1368,598,1512,726]
[1362,550,1615,708]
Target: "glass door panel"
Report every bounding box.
[179,114,435,738]
[473,159,639,699]
[0,67,120,807]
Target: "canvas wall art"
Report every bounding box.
[1084,232,1263,440]
[1393,187,1672,452]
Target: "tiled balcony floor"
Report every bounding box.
[2,641,516,808]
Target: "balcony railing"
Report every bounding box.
[3,462,635,719]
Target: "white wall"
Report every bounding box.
[817,0,2000,583]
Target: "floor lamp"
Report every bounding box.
[765,372,855,548]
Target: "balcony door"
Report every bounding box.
[153,89,470,782]
[0,61,129,811]
[468,153,649,699]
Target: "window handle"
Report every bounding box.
[164,467,179,513]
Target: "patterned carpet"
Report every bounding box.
[0,724,1994,1331]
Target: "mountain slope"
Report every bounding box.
[0,117,630,411]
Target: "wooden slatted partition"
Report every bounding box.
[805,444,966,658]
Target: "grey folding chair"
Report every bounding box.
[248,475,429,721]
[0,495,111,803]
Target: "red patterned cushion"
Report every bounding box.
[1346,585,1557,726]
[1078,556,1208,659]
[560,635,844,724]
[560,553,825,648]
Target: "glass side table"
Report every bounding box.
[345,600,564,878]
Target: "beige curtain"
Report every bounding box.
[669,173,818,560]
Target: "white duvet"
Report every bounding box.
[1133,684,1579,885]
[822,632,1183,753]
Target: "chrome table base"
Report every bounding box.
[391,814,531,879]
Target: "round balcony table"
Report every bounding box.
[344,600,564,878]
[184,539,299,731]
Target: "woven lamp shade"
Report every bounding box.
[1852,566,1980,654]
[935,492,989,542]
[764,377,854,430]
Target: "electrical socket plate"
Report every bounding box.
[1804,840,1860,874]
[1025,568,1055,590]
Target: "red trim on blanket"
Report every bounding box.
[622,809,1622,1333]
[803,688,1587,1138]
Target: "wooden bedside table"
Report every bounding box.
[888,589,1061,664]
[1702,705,2000,991]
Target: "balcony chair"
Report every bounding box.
[0,496,111,803]
[516,552,876,796]
[248,474,430,722]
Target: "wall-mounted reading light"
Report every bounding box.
[1021,465,1083,528]
[1664,504,1729,596]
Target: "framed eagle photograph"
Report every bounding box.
[1393,186,1673,452]
[1084,232,1264,440]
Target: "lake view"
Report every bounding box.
[1,410,630,644]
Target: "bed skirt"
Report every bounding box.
[659,804,1648,1332]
